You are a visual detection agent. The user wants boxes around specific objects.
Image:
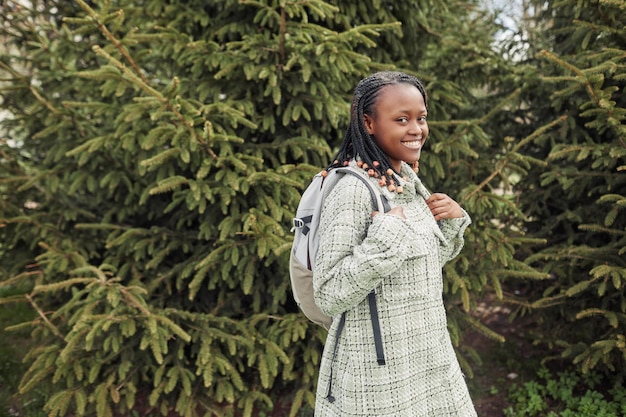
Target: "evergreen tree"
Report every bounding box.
[0,0,535,415]
[498,0,626,375]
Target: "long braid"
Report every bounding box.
[326,71,428,192]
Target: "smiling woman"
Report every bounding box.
[312,71,476,416]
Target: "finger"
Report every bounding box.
[426,193,446,203]
[427,197,449,208]
[428,199,450,212]
[430,208,447,219]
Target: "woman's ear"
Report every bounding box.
[363,114,374,134]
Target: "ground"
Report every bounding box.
[463,299,539,417]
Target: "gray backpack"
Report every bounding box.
[289,166,389,331]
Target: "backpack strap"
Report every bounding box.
[322,167,390,403]
[335,167,390,213]
[332,168,387,366]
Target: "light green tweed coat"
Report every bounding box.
[313,161,476,417]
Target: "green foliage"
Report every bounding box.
[0,285,47,417]
[496,0,626,375]
[504,366,626,417]
[0,0,388,414]
[3,0,605,415]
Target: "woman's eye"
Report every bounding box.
[398,117,408,123]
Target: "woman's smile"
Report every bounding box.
[401,138,424,149]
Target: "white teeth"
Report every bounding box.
[403,140,422,149]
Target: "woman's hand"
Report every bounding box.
[426,193,463,220]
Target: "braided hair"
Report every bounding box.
[326,71,428,192]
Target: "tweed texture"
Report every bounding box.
[313,161,476,417]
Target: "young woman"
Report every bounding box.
[313,71,476,416]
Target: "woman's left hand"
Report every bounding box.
[426,193,463,220]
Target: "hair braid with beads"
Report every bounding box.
[325,71,428,193]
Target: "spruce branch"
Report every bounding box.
[579,224,626,236]
[465,115,567,202]
[24,293,66,341]
[72,0,149,86]
[538,49,625,133]
[463,314,506,343]
[0,61,59,113]
[0,270,42,289]
[92,45,218,160]
[279,6,286,66]
[71,1,219,160]
[436,89,522,145]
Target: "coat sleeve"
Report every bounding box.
[312,176,417,317]
[437,209,471,264]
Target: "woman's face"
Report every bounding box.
[363,83,428,172]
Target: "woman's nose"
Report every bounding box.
[409,120,422,134]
